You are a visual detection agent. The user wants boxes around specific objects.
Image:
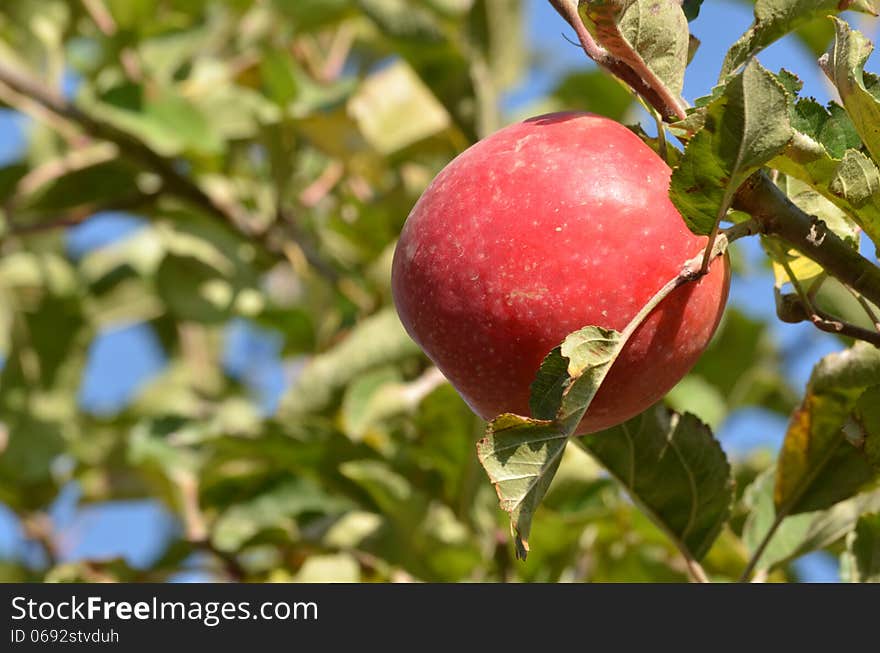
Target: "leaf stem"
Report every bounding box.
[778,256,880,347]
[620,232,729,343]
[684,556,711,583]
[844,285,880,332]
[739,513,785,582]
[572,240,727,584]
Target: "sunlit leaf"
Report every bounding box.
[720,0,878,80]
[580,0,689,98]
[478,326,622,559]
[670,59,792,235]
[840,513,880,582]
[212,478,353,552]
[278,308,421,418]
[821,18,880,167]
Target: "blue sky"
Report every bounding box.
[0,0,857,581]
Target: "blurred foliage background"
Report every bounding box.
[0,0,871,582]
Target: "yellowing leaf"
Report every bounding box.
[349,60,452,155]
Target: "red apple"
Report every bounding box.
[391,112,729,434]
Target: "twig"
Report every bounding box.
[80,0,144,81]
[321,26,355,82]
[80,0,116,35]
[21,512,60,568]
[844,285,880,332]
[173,469,245,581]
[777,255,880,346]
[684,557,711,584]
[806,309,880,346]
[5,190,160,237]
[299,161,344,208]
[722,218,760,243]
[0,79,85,146]
[10,142,118,201]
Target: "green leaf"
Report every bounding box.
[0,415,65,510]
[771,97,880,246]
[0,163,27,203]
[144,89,225,157]
[20,160,139,215]
[855,385,880,466]
[581,405,734,560]
[841,513,880,582]
[775,343,880,516]
[260,49,300,107]
[212,478,353,552]
[682,0,703,21]
[821,18,880,167]
[278,308,422,418]
[743,468,880,571]
[477,0,527,89]
[670,59,792,235]
[720,0,878,80]
[664,375,727,430]
[339,460,425,532]
[341,367,402,439]
[792,17,836,57]
[580,0,690,98]
[552,70,635,122]
[271,0,354,30]
[84,84,225,157]
[477,417,568,560]
[294,553,361,582]
[477,325,623,558]
[341,367,446,440]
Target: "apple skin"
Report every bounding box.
[391,112,730,434]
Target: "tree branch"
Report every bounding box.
[0,61,254,232]
[5,191,160,237]
[0,60,341,284]
[734,173,880,311]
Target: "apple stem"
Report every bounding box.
[619,230,730,351]
[739,512,785,582]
